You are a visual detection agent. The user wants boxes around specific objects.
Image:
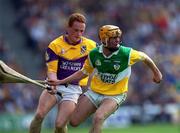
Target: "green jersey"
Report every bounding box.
[82,44,145,95]
[89,45,131,84]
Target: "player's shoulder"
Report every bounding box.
[48,36,64,49]
[47,36,64,54]
[49,35,63,46]
[119,44,132,52]
[120,43,131,50]
[88,46,101,64]
[120,43,144,56]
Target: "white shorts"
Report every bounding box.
[55,84,82,104]
[84,89,127,108]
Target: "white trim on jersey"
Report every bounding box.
[115,66,131,83]
[128,48,132,66]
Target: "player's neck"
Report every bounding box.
[103,46,119,56]
[103,47,114,57]
[64,35,81,45]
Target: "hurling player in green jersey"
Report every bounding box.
[48,25,162,133]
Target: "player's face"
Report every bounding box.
[107,36,121,49]
[67,21,86,44]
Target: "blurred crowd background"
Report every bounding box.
[0,0,179,128]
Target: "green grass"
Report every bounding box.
[0,124,179,133]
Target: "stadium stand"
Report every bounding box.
[0,0,179,129]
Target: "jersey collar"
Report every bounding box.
[99,45,120,58]
[64,35,82,45]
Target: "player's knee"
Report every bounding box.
[35,111,46,120]
[55,120,67,128]
[70,119,80,127]
[93,113,105,124]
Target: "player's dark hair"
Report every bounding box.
[68,13,86,27]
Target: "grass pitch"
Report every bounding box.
[0,123,179,133]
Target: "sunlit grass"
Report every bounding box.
[1,123,179,133]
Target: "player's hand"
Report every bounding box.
[46,84,57,95]
[153,71,162,83]
[48,79,62,86]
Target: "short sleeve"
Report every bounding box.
[129,49,146,65]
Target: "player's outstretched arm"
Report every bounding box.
[142,52,162,83]
[48,70,88,85]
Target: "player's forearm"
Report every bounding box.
[143,55,159,73]
[47,72,57,80]
[142,53,162,82]
[61,70,87,84]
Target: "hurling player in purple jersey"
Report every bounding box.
[29,13,96,133]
